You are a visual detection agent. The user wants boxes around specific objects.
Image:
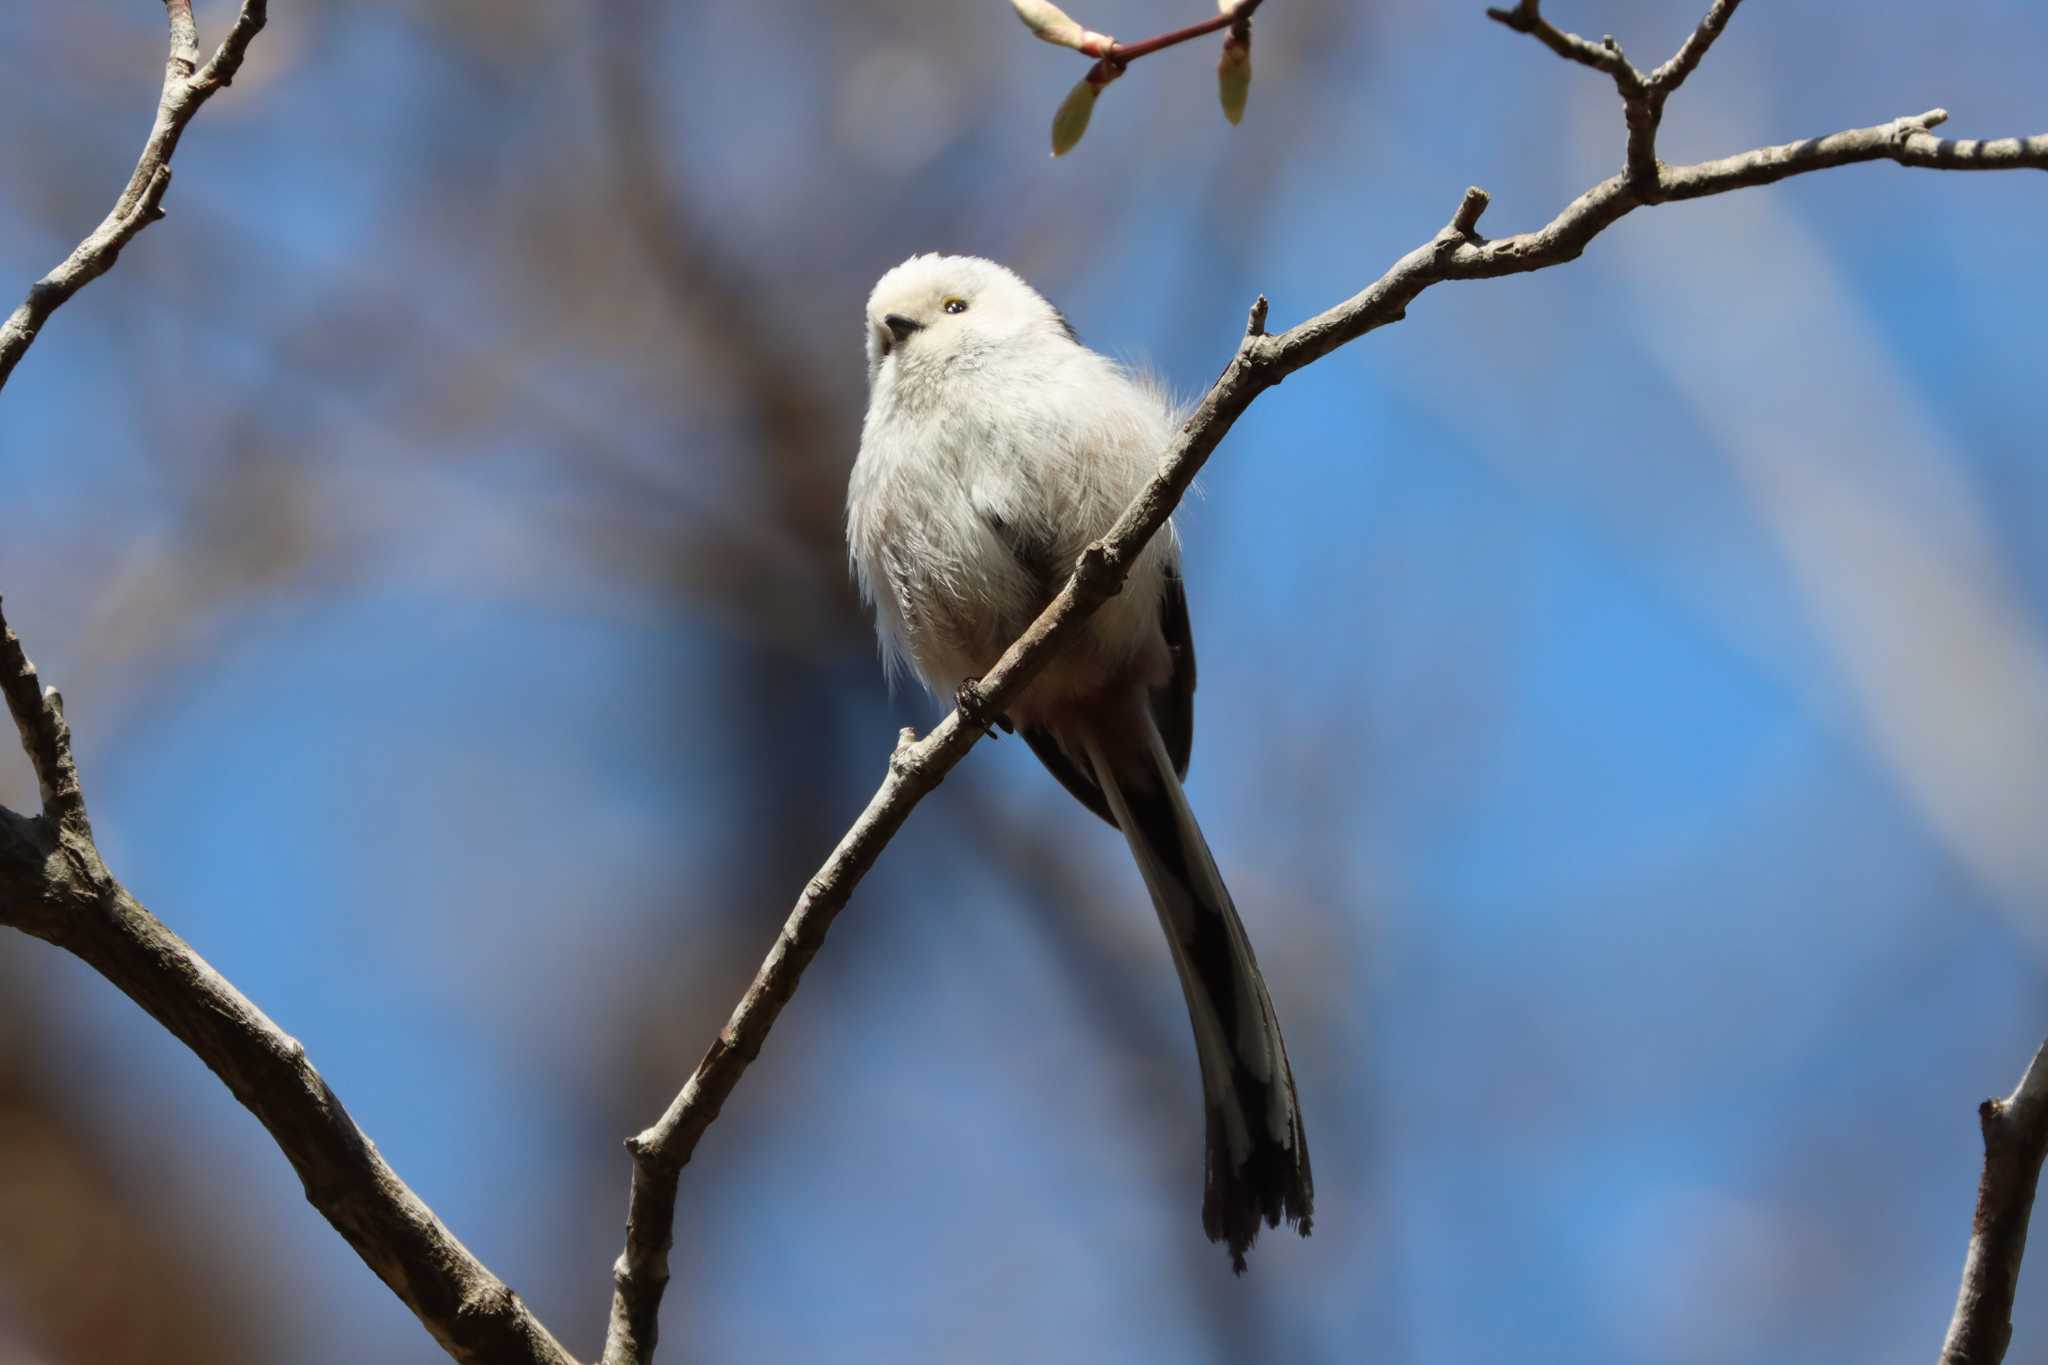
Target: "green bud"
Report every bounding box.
[1051,77,1100,156]
[1217,31,1251,125]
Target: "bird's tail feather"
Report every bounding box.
[1079,714,1313,1272]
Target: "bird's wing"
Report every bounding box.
[1153,562,1196,780]
[1019,566,1195,827]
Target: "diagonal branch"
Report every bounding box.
[1942,1040,2048,1365]
[0,601,577,1365]
[600,25,2048,1348]
[2,8,573,1361]
[0,0,268,394]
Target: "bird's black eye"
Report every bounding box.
[942,297,968,315]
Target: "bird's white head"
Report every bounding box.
[862,253,1075,385]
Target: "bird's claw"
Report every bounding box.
[955,678,1008,737]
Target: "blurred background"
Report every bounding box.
[2,1,2044,1361]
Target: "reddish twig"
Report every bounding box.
[1103,0,1264,68]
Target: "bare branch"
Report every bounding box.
[1491,0,1753,187]
[0,600,90,838]
[603,13,2048,1354]
[0,0,268,393]
[0,9,576,1354]
[193,0,268,94]
[0,603,576,1365]
[1649,0,1744,97]
[164,0,201,78]
[1942,1041,2048,1365]
[1485,0,1643,88]
[1655,110,2048,190]
[9,1,2046,1358]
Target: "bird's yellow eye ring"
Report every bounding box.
[942,297,968,315]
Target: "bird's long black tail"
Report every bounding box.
[1080,713,1312,1272]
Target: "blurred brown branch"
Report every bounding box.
[1942,1041,2048,1365]
[0,0,267,393]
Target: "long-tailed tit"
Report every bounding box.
[846,254,1311,1270]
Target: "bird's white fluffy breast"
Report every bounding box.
[850,329,1181,704]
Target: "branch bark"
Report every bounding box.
[599,5,2048,1357]
[0,8,576,1360]
[7,2,2048,1361]
[1942,1041,2048,1365]
[1487,0,1744,184]
[0,602,577,1365]
[0,0,268,394]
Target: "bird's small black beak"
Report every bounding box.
[883,314,924,346]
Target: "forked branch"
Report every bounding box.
[1487,0,1744,184]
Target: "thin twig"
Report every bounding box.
[1489,0,1751,189]
[0,0,268,393]
[1105,0,1265,67]
[0,598,90,838]
[600,8,2048,1350]
[1649,0,1745,96]
[193,1,267,93]
[0,5,573,1360]
[1487,0,1656,181]
[5,1,2046,1360]
[1941,1041,2048,1365]
[1484,0,1640,86]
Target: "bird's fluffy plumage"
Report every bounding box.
[848,254,1312,1270]
[849,253,1179,716]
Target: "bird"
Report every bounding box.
[845,253,1312,1271]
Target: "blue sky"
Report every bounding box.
[2,2,2045,1361]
